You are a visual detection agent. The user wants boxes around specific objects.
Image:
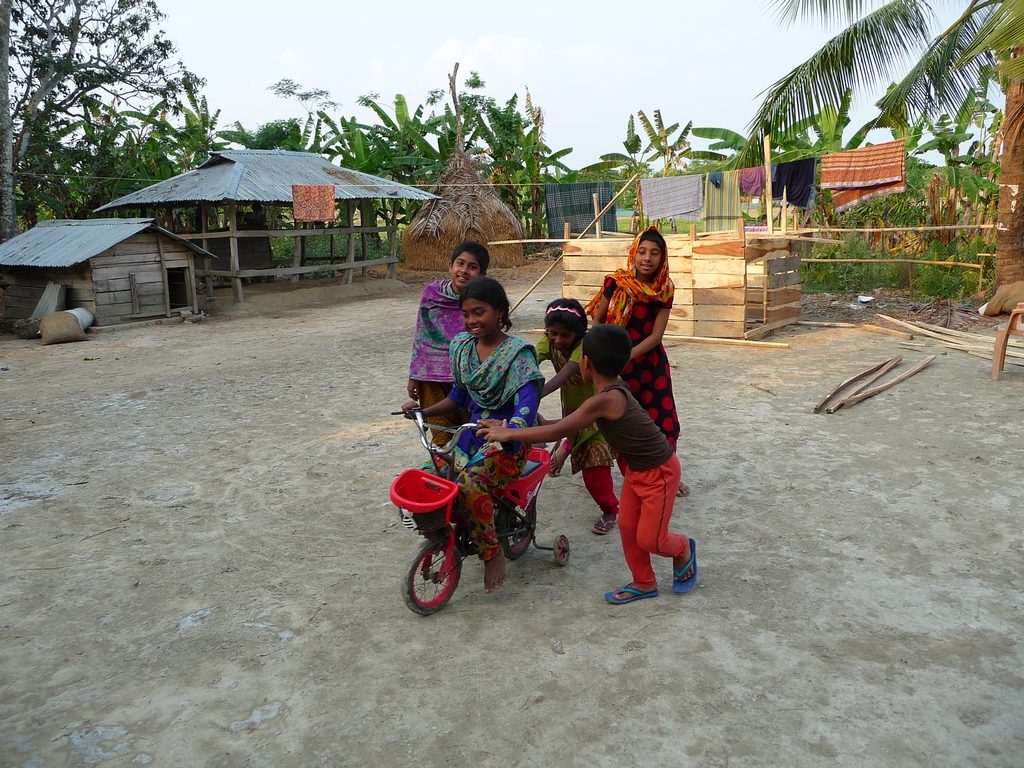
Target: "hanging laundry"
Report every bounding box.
[703,170,741,232]
[544,182,618,236]
[708,171,724,189]
[773,158,817,208]
[639,176,704,220]
[292,185,336,221]
[738,166,766,196]
[820,139,906,213]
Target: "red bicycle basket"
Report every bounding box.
[390,469,459,528]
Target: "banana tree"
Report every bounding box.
[473,92,573,236]
[354,93,446,187]
[582,115,649,177]
[637,109,693,174]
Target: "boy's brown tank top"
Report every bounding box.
[595,382,674,471]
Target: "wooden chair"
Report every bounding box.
[992,302,1024,380]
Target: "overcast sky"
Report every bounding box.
[161,0,969,168]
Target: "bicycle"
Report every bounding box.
[390,410,570,615]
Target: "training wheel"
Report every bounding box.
[553,534,570,566]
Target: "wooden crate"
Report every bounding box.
[561,233,801,340]
[743,238,801,340]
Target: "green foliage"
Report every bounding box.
[9,0,199,227]
[801,234,990,298]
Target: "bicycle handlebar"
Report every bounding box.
[393,409,479,458]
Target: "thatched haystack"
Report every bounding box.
[403,151,524,270]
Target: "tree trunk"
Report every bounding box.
[0,0,14,241]
[995,57,1024,288]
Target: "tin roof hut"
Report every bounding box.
[96,150,436,303]
[0,218,206,325]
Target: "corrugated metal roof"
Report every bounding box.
[0,219,213,268]
[95,150,436,211]
[0,219,155,267]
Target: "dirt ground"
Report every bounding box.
[1,262,1022,767]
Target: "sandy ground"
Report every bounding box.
[1,264,1022,768]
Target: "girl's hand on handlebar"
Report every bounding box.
[477,419,511,442]
[400,400,420,417]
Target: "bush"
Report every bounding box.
[801,234,989,298]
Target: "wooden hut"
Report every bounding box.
[403,150,524,270]
[562,230,801,340]
[0,219,204,325]
[95,150,436,303]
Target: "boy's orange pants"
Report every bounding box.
[618,454,688,586]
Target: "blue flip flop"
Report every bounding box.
[604,585,659,605]
[672,538,698,594]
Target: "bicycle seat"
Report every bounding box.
[522,459,543,476]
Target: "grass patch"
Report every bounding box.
[800,235,990,299]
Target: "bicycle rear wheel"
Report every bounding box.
[403,536,462,615]
[498,497,536,561]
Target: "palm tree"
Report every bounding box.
[747,0,1024,287]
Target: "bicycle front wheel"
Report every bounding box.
[403,535,462,615]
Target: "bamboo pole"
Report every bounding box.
[228,202,243,303]
[750,235,842,245]
[199,205,213,299]
[797,320,858,328]
[859,323,914,340]
[662,334,790,349]
[291,227,303,283]
[802,258,984,269]
[345,202,355,285]
[781,187,788,235]
[831,356,936,409]
[763,135,773,236]
[509,174,639,313]
[876,314,1024,352]
[814,357,899,413]
[825,356,903,414]
[593,193,602,239]
[816,224,996,233]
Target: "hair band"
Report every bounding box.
[546,305,583,318]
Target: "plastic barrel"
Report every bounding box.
[64,307,94,330]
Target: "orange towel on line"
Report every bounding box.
[820,140,906,213]
[292,184,336,221]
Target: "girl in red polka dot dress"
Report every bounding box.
[585,226,689,497]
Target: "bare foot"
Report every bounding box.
[677,482,690,497]
[483,554,507,593]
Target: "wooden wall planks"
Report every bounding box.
[561,234,802,339]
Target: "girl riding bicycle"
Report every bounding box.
[403,276,544,593]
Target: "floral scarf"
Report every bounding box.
[409,279,464,382]
[449,332,544,411]
[584,226,674,326]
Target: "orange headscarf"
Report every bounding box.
[584,226,674,326]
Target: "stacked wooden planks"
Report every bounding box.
[876,314,1024,368]
[744,238,801,340]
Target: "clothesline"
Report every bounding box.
[638,139,909,226]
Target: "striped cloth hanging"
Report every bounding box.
[703,170,741,232]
